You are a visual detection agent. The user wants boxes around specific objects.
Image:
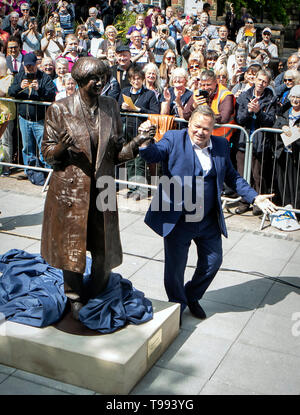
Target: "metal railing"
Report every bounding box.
[4,98,296,233]
[247,127,300,230]
[118,112,250,210]
[0,97,51,192]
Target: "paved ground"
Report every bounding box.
[0,174,300,396]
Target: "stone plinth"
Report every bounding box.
[0,299,180,394]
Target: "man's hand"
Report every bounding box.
[254,194,277,214]
[193,90,207,107]
[248,97,260,113]
[163,87,171,102]
[31,79,39,91]
[20,79,30,89]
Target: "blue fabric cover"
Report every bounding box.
[0,250,153,333]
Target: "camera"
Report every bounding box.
[26,73,36,82]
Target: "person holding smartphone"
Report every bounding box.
[183,69,236,142]
[8,53,56,177]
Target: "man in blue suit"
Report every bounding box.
[139,106,277,320]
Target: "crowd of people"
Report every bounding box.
[0,1,299,212]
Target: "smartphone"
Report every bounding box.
[26,73,36,81]
[197,90,209,98]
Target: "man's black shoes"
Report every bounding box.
[187,301,206,319]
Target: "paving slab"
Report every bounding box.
[0,375,69,395]
[256,278,300,319]
[155,329,232,381]
[0,364,16,375]
[237,309,300,357]
[0,208,43,239]
[181,299,254,341]
[120,230,163,258]
[130,366,204,395]
[129,260,168,303]
[0,233,38,253]
[113,252,151,279]
[211,342,300,395]
[13,369,96,395]
[199,377,261,395]
[203,270,274,310]
[0,191,45,219]
[222,250,288,276]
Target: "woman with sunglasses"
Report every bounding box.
[277,69,300,113]
[187,53,205,81]
[215,66,229,88]
[159,49,177,88]
[236,17,256,52]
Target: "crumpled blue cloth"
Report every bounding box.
[0,249,153,333]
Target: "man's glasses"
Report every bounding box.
[263,32,271,36]
[284,78,294,82]
[246,21,253,24]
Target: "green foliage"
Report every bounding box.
[228,0,300,26]
[113,11,140,43]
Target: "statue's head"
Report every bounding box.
[72,57,108,96]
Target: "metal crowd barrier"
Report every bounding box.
[119,112,250,211]
[247,127,300,230]
[0,97,265,220]
[0,97,51,192]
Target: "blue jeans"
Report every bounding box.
[18,116,48,169]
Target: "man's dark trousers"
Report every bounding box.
[163,152,222,311]
[164,212,222,312]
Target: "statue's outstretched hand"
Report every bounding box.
[136,121,156,147]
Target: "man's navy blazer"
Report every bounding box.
[139,128,258,238]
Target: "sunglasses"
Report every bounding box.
[217,75,227,79]
[166,56,176,61]
[284,78,294,82]
[263,32,271,35]
[189,64,200,69]
[246,21,253,24]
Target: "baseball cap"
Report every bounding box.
[262,27,272,34]
[246,60,262,70]
[116,45,130,53]
[23,53,37,66]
